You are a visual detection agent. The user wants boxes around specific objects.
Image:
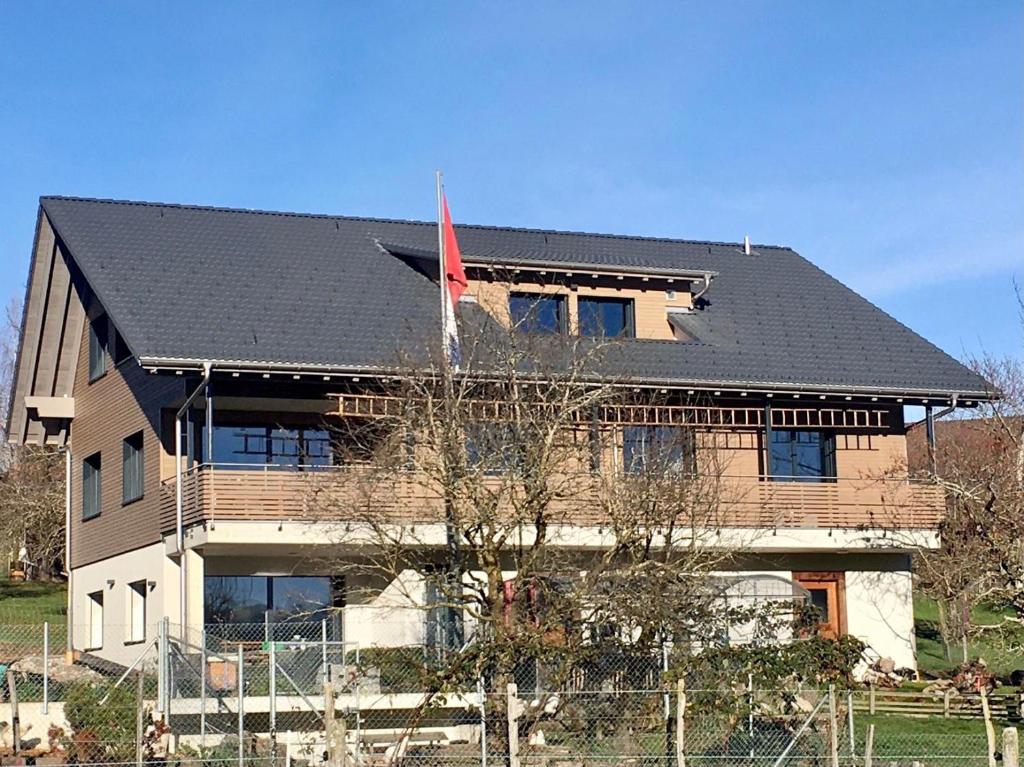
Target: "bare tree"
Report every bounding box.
[305,307,778,756]
[911,288,1024,662]
[0,297,66,580]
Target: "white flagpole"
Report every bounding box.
[435,170,447,365]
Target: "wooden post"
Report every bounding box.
[943,688,952,718]
[828,685,840,767]
[863,723,874,767]
[136,671,145,767]
[869,683,876,715]
[1004,727,1020,767]
[325,681,347,767]
[6,669,20,754]
[675,678,686,767]
[507,683,520,767]
[981,687,997,767]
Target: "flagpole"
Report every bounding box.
[436,170,447,365]
[435,170,463,651]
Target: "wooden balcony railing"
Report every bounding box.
[158,463,945,535]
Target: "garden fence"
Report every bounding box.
[0,620,1015,766]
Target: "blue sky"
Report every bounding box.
[1,1,1021,362]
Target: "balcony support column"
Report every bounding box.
[925,405,936,476]
[764,400,774,479]
[175,363,212,635]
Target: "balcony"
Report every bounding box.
[159,463,944,535]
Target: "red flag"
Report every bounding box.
[442,196,467,305]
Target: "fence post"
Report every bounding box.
[136,671,145,767]
[269,636,277,736]
[325,681,347,767]
[200,628,207,751]
[982,687,997,767]
[828,685,839,767]
[1005,727,1020,767]
[944,688,952,718]
[478,677,487,767]
[747,673,755,764]
[507,683,520,767]
[675,678,686,767]
[42,621,49,715]
[156,618,166,714]
[237,645,245,766]
[321,619,329,687]
[847,690,855,759]
[863,723,874,767]
[869,683,875,715]
[6,669,21,754]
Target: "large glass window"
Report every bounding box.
[201,424,333,468]
[769,430,836,482]
[509,293,567,334]
[622,426,696,475]
[82,452,102,520]
[204,575,336,639]
[578,296,635,338]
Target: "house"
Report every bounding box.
[5,196,993,669]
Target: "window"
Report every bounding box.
[88,315,108,381]
[127,580,147,643]
[465,422,527,476]
[622,426,697,475]
[769,430,836,482]
[122,432,144,504]
[201,424,333,468]
[204,575,337,641]
[88,591,104,649]
[578,296,635,338]
[509,292,566,334]
[82,453,102,520]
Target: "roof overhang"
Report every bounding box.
[137,355,994,406]
[379,241,718,283]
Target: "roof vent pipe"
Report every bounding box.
[743,235,752,256]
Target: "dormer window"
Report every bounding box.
[578,296,635,338]
[509,292,567,334]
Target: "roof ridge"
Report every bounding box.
[38,194,794,252]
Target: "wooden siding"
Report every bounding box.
[70,316,183,567]
[158,465,943,534]
[8,214,85,446]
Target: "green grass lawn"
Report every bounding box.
[0,573,67,625]
[915,595,1024,680]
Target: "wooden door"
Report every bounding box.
[794,571,846,639]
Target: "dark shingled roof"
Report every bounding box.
[38,195,990,398]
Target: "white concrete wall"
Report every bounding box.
[69,541,177,666]
[845,567,916,669]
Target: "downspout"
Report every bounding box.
[175,362,212,633]
[64,442,72,658]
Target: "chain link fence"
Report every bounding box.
[0,621,1014,765]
